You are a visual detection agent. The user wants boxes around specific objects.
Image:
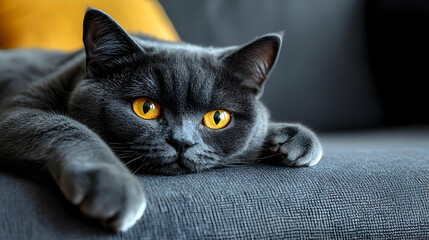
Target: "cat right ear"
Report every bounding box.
[220,33,283,96]
[83,7,142,77]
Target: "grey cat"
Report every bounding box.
[0,8,322,231]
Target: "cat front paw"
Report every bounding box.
[58,165,146,232]
[266,123,323,167]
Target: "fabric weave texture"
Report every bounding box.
[1,127,428,239]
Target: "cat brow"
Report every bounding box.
[123,76,160,97]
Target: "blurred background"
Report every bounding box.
[160,0,429,132]
[1,0,428,132]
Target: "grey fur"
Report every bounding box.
[0,8,322,231]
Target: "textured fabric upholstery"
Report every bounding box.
[1,127,428,239]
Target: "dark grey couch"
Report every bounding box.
[1,0,429,239]
[1,127,428,239]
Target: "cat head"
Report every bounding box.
[69,8,282,175]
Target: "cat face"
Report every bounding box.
[69,8,282,175]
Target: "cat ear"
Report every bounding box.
[83,7,142,76]
[220,33,283,95]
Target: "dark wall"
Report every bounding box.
[160,0,383,132]
[367,0,429,126]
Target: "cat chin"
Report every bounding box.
[131,156,202,176]
[137,162,194,176]
[158,164,193,175]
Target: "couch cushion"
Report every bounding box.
[1,127,428,238]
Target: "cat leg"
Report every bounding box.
[0,108,146,231]
[263,122,323,167]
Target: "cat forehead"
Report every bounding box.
[132,37,232,56]
[132,42,222,94]
[132,61,229,113]
[156,62,215,99]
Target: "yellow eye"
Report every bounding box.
[203,110,231,129]
[132,97,161,119]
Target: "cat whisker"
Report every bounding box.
[132,158,149,174]
[110,145,163,152]
[108,145,133,149]
[124,154,144,166]
[114,152,136,157]
[112,150,136,154]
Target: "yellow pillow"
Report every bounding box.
[0,0,180,51]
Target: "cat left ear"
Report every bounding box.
[220,33,283,95]
[83,7,142,76]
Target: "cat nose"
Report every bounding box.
[167,137,194,152]
[168,120,196,152]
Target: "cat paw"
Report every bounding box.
[266,123,323,167]
[58,165,146,232]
